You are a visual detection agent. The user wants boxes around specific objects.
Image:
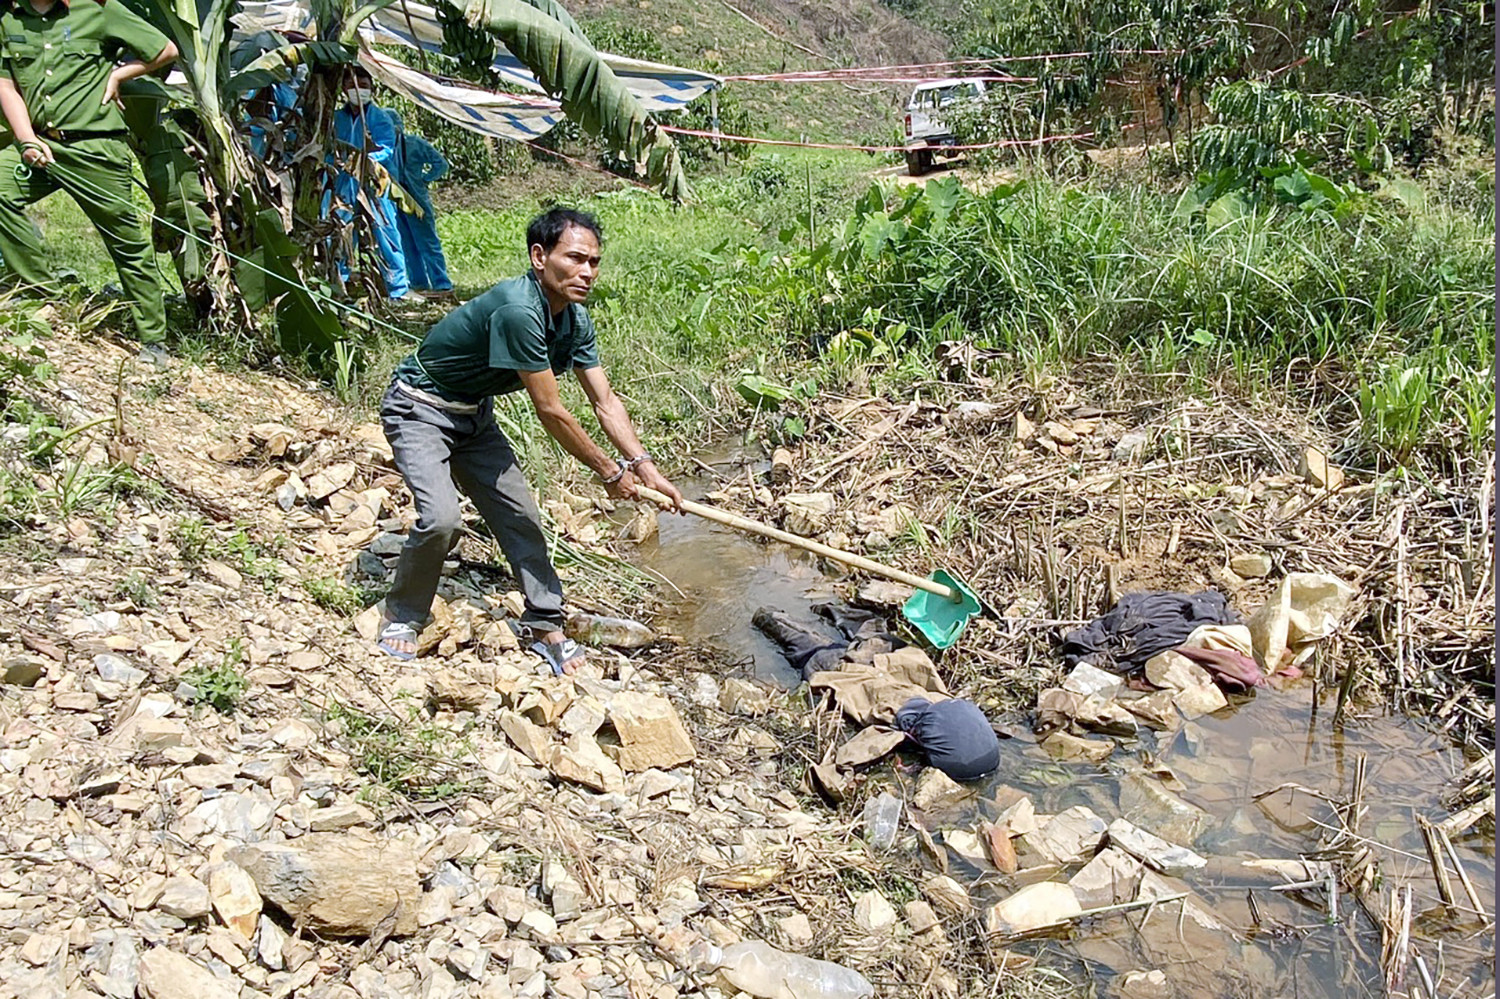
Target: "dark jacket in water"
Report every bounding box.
[895,697,1000,781]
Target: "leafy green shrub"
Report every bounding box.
[182,641,249,713]
[1192,81,1397,183]
[304,575,380,616]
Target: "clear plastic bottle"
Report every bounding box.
[691,940,875,999]
[564,613,656,648]
[861,792,903,851]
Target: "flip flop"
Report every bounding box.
[377,621,418,661]
[530,637,585,676]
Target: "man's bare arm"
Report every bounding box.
[519,367,621,483]
[576,366,683,509]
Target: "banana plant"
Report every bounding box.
[458,0,689,199]
[137,0,247,190]
[128,0,691,354]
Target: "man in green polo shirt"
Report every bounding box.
[378,207,683,673]
[0,0,177,352]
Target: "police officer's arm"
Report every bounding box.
[0,77,50,165]
[574,365,684,510]
[102,40,178,109]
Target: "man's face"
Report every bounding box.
[531,225,601,307]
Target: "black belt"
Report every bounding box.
[35,128,129,144]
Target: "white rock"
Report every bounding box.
[94,654,146,687]
[780,492,836,535]
[202,560,244,590]
[1230,553,1273,578]
[778,913,814,948]
[606,692,695,772]
[137,947,241,999]
[1068,848,1144,909]
[191,789,276,841]
[1118,771,1213,847]
[208,862,262,941]
[156,876,212,919]
[903,899,940,934]
[1113,430,1150,462]
[944,829,989,868]
[1061,662,1123,699]
[995,796,1041,836]
[309,803,375,832]
[984,882,1081,939]
[257,915,287,971]
[1020,805,1107,866]
[688,674,720,708]
[913,767,974,812]
[1105,818,1207,877]
[852,889,897,933]
[517,908,558,942]
[921,874,971,916]
[228,834,421,937]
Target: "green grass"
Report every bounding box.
[326,697,486,802]
[31,145,1493,472]
[303,575,381,616]
[181,640,250,714]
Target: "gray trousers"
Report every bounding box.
[380,382,566,633]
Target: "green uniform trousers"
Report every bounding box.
[0,137,167,344]
[123,90,213,296]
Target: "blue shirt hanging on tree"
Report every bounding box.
[393,119,453,293]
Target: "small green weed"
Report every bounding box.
[171,518,285,590]
[221,528,285,592]
[303,575,379,616]
[181,640,249,713]
[171,516,212,564]
[326,698,484,801]
[115,571,159,609]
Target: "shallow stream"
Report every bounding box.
[628,465,1495,998]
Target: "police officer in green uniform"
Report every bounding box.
[0,0,177,351]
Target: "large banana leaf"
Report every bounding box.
[459,0,689,200]
[512,0,588,40]
[228,40,357,95]
[142,0,245,187]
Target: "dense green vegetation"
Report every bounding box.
[16,133,1492,477]
[4,0,1490,482]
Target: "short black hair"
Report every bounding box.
[527,208,602,254]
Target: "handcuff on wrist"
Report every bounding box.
[15,141,44,180]
[598,452,653,486]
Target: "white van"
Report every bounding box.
[902,77,986,175]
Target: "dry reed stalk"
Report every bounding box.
[1417,816,1458,908]
[1435,822,1489,923]
[1381,884,1412,993]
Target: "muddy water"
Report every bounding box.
[629,474,1495,997]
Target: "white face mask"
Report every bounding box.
[346,88,372,106]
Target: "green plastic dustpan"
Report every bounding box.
[903,569,983,649]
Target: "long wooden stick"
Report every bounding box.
[635,486,960,601]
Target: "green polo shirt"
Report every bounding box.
[393,272,601,403]
[0,0,170,135]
